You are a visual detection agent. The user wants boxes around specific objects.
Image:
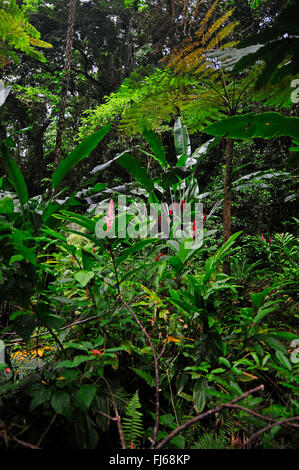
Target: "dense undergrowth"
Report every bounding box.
[0,0,298,451]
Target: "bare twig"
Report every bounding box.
[154,384,265,449]
[36,413,57,447]
[158,325,169,360]
[226,404,299,429]
[10,435,41,449]
[241,416,299,449]
[103,377,126,449]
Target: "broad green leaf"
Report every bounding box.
[74,270,94,287]
[13,314,36,343]
[82,249,96,271]
[54,355,95,369]
[0,145,28,206]
[142,128,168,169]
[76,384,97,410]
[51,125,111,189]
[204,112,299,145]
[174,118,191,158]
[30,388,51,411]
[117,153,155,193]
[51,391,72,420]
[193,379,207,413]
[116,238,157,264]
[0,196,14,214]
[43,314,64,332]
[185,137,218,169]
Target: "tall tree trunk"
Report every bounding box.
[223,138,233,274]
[53,0,76,169]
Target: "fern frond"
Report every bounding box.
[206,22,239,51]
[202,10,234,46]
[195,0,220,40]
[122,391,144,448]
[0,0,51,67]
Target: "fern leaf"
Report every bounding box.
[202,10,234,46]
[122,391,144,448]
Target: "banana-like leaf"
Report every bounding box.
[204,112,299,168]
[204,112,299,141]
[117,153,155,193]
[141,128,168,169]
[0,143,28,206]
[174,117,191,158]
[51,124,111,190]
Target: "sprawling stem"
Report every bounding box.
[117,295,160,448]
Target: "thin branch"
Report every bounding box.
[10,435,41,449]
[241,416,299,449]
[226,404,299,429]
[103,377,126,449]
[158,325,169,360]
[154,384,264,449]
[117,295,160,448]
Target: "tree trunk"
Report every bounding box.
[223,138,233,274]
[54,0,76,169]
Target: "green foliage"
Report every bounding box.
[122,391,144,448]
[233,1,299,89]
[0,0,298,451]
[0,0,52,67]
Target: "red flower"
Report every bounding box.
[155,253,164,262]
[5,368,10,374]
[203,211,207,222]
[261,234,264,241]
[169,209,172,216]
[180,200,186,212]
[91,349,104,356]
[269,238,272,244]
[93,247,96,254]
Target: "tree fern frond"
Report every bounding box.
[195,0,220,40]
[207,22,239,51]
[0,0,51,67]
[202,10,234,46]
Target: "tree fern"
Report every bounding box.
[0,0,52,68]
[122,390,144,448]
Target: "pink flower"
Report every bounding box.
[5,368,10,374]
[282,233,284,238]
[105,199,114,234]
[261,234,264,241]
